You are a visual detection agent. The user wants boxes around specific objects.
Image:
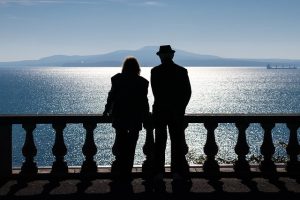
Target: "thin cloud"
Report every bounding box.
[0,0,61,5]
[107,0,165,7]
[143,1,164,7]
[0,0,165,6]
[0,0,102,6]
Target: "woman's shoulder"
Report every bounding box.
[138,75,149,83]
[111,73,122,80]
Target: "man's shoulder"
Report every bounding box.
[173,63,187,72]
[151,64,162,73]
[151,63,187,74]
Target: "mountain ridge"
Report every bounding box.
[1,46,300,67]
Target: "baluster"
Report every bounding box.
[203,122,220,176]
[0,123,12,178]
[81,122,97,174]
[286,122,300,174]
[259,122,276,174]
[234,122,250,176]
[142,114,155,180]
[51,122,68,175]
[21,123,38,175]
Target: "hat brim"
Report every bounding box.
[156,50,175,55]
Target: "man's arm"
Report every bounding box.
[183,69,192,109]
[150,70,158,99]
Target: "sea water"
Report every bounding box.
[0,67,299,166]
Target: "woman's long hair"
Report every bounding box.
[122,56,141,75]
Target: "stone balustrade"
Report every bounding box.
[0,114,299,179]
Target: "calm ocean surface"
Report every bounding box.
[0,67,299,167]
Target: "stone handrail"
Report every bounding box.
[0,114,299,179]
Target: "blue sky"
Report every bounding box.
[0,0,300,61]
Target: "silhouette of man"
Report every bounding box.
[103,56,149,183]
[151,45,192,187]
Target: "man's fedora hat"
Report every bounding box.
[156,45,175,55]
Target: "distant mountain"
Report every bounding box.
[1,46,300,67]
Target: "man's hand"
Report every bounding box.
[103,110,108,117]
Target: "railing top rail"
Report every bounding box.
[0,113,299,124]
[185,113,300,123]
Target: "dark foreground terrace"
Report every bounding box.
[0,114,300,199]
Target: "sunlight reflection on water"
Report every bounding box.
[1,67,299,166]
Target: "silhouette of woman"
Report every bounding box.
[103,56,149,182]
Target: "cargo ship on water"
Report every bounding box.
[266,64,297,69]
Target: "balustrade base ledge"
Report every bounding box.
[3,163,296,180]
